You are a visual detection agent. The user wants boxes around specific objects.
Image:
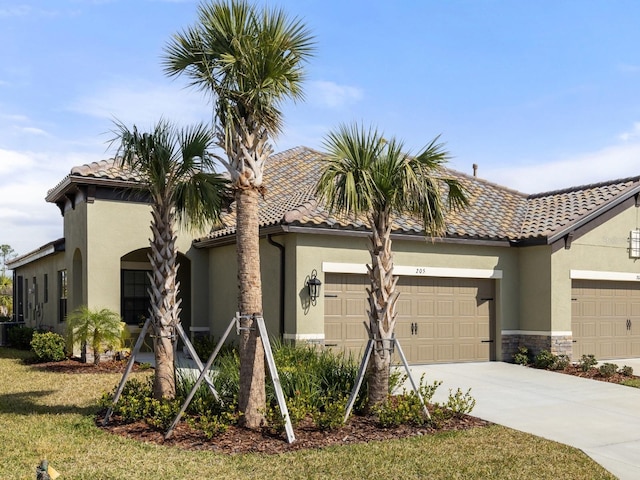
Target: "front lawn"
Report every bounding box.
[0,348,614,479]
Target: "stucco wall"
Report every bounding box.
[550,204,640,332]
[206,237,283,342]
[291,232,519,358]
[13,252,66,335]
[518,245,552,332]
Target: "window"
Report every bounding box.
[58,270,67,322]
[24,278,28,320]
[121,270,151,325]
[44,274,49,303]
[631,230,640,258]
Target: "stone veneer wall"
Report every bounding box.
[502,333,573,362]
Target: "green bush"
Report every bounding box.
[312,395,348,431]
[533,350,556,369]
[598,362,618,378]
[99,377,153,423]
[30,331,66,362]
[513,345,531,365]
[372,393,429,428]
[578,354,598,372]
[552,354,570,371]
[619,365,634,377]
[444,388,476,417]
[7,325,34,350]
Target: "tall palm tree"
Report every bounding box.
[111,119,229,400]
[316,123,468,407]
[163,0,314,427]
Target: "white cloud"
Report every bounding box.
[0,6,31,18]
[618,122,640,141]
[0,149,36,175]
[69,81,212,127]
[307,80,364,109]
[20,127,50,137]
[484,141,640,194]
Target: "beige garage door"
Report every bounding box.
[572,280,640,360]
[324,273,495,364]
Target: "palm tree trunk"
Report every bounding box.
[149,202,180,400]
[236,187,266,429]
[366,211,399,407]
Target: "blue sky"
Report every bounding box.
[2,0,640,257]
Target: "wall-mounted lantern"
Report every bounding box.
[306,269,322,304]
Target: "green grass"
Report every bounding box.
[621,378,640,388]
[0,348,615,480]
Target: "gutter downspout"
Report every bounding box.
[267,234,285,339]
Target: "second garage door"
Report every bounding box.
[324,273,495,364]
[572,279,640,360]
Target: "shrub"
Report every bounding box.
[99,377,153,423]
[7,325,34,350]
[578,354,598,372]
[533,350,556,369]
[30,331,66,362]
[619,365,634,377]
[444,388,476,417]
[187,412,237,439]
[598,363,618,378]
[513,346,531,365]
[312,395,347,431]
[372,394,429,428]
[552,354,570,371]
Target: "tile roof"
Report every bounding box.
[69,158,141,182]
[52,148,640,245]
[204,147,640,243]
[46,158,142,204]
[520,177,640,239]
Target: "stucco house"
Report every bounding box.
[9,146,640,363]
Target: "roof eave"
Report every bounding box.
[7,238,65,269]
[46,176,142,203]
[546,184,640,245]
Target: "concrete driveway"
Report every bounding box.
[401,361,640,480]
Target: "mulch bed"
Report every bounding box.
[557,364,639,384]
[28,357,149,374]
[98,412,489,455]
[27,357,489,454]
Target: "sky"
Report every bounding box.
[2,0,640,257]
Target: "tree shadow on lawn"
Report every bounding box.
[0,390,98,417]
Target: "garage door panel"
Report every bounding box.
[459,300,477,317]
[346,298,365,316]
[417,300,434,316]
[436,300,454,317]
[437,344,454,362]
[396,298,412,315]
[572,280,640,361]
[325,273,494,364]
[459,322,476,338]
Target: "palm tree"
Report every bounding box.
[163,0,314,427]
[111,119,229,400]
[316,123,468,407]
[66,306,124,365]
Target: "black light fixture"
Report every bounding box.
[307,269,322,303]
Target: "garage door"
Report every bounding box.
[572,280,640,360]
[324,273,495,364]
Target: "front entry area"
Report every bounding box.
[324,273,495,364]
[571,279,640,360]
